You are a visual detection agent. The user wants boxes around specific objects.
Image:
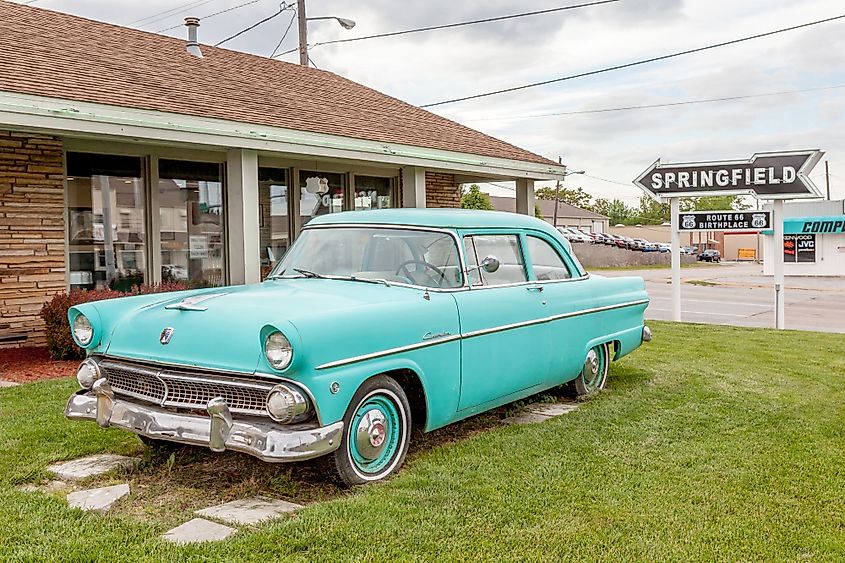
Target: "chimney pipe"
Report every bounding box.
[185,17,203,58]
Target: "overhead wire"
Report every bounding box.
[419,14,845,107]
[464,84,845,121]
[157,0,266,33]
[269,8,297,57]
[271,0,618,59]
[215,3,291,47]
[129,0,219,27]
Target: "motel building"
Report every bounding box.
[0,2,564,347]
[762,199,845,277]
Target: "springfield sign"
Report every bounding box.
[679,211,771,232]
[634,150,824,200]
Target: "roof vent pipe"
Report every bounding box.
[185,17,203,58]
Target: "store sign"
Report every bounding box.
[784,234,816,263]
[189,235,209,259]
[634,150,824,200]
[678,210,771,231]
[738,248,756,260]
[790,216,845,234]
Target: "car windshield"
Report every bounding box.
[268,227,464,289]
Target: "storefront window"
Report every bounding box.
[66,153,146,291]
[784,234,816,263]
[354,176,394,210]
[259,167,290,277]
[300,170,345,226]
[159,159,225,286]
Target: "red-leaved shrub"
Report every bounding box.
[40,282,189,361]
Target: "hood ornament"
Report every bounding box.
[160,327,175,345]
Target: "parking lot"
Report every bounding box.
[600,262,845,333]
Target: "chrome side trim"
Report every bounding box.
[315,298,650,370]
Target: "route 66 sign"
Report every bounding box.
[751,213,768,228]
[681,215,696,229]
[676,210,772,232]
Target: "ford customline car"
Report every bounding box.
[65,209,651,485]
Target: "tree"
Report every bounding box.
[634,195,670,225]
[680,195,752,211]
[534,203,544,220]
[460,184,494,210]
[592,198,632,225]
[535,185,593,209]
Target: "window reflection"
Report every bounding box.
[259,167,290,278]
[66,153,145,291]
[300,171,345,226]
[354,176,393,210]
[158,159,224,287]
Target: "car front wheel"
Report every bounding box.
[566,343,610,398]
[331,375,412,486]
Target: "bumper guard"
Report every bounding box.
[65,378,343,463]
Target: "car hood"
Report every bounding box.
[101,279,425,374]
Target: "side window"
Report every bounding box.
[527,236,572,280]
[464,234,528,286]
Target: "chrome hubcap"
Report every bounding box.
[355,408,388,460]
[584,349,599,378]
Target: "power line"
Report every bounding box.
[582,174,633,188]
[420,13,845,108]
[272,0,618,59]
[157,0,266,33]
[269,9,297,57]
[129,0,219,27]
[465,83,845,122]
[215,4,291,47]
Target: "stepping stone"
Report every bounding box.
[0,380,20,388]
[526,403,579,417]
[20,480,70,493]
[502,412,552,425]
[196,496,302,526]
[47,454,139,481]
[67,483,130,513]
[162,518,236,544]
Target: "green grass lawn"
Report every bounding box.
[2,322,845,561]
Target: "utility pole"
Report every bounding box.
[553,156,563,227]
[825,160,831,200]
[297,0,308,66]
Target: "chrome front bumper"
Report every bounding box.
[65,380,343,463]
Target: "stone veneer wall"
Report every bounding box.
[0,131,65,347]
[424,172,460,208]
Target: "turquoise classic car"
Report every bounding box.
[65,209,651,485]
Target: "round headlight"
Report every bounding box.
[264,331,293,370]
[76,358,100,389]
[73,314,93,346]
[266,383,311,423]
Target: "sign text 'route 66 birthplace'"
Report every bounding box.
[634,150,824,200]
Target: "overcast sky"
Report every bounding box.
[22,0,845,204]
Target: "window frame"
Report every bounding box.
[524,234,574,281]
[461,231,529,288]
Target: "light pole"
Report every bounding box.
[297,0,355,67]
[553,158,585,227]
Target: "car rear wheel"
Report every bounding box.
[566,342,610,398]
[331,375,412,486]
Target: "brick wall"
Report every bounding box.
[0,131,65,347]
[425,172,460,208]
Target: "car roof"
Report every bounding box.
[306,208,561,235]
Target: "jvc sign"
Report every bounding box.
[634,150,824,200]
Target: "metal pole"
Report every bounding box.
[825,160,831,200]
[297,0,308,66]
[553,158,563,227]
[773,199,785,329]
[670,197,681,322]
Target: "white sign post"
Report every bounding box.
[633,150,824,329]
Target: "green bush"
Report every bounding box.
[40,282,189,361]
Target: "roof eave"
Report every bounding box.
[0,90,566,180]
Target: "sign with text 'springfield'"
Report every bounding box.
[633,150,824,200]
[678,210,771,232]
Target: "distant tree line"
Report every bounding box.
[460,184,750,226]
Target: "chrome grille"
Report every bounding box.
[98,359,274,416]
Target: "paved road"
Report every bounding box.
[599,262,845,333]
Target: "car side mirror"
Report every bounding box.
[480,255,500,273]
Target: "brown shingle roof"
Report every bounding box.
[0,1,555,166]
[489,195,608,220]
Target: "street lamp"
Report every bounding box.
[297,0,355,66]
[553,158,586,227]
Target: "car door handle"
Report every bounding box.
[526,286,544,292]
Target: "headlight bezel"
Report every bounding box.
[264,330,293,371]
[72,313,94,347]
[266,383,311,423]
[76,358,101,389]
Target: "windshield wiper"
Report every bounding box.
[292,268,326,278]
[344,276,391,287]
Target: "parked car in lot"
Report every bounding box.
[595,233,614,245]
[657,243,671,253]
[698,249,721,262]
[556,227,590,244]
[64,210,651,485]
[681,246,698,255]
